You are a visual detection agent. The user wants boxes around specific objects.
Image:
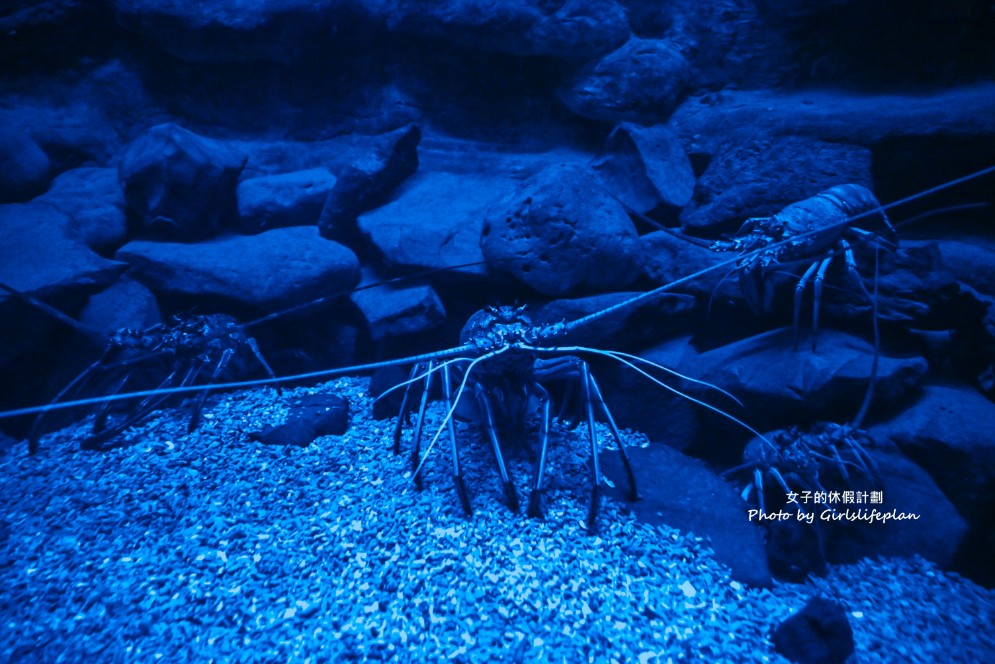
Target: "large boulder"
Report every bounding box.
[118,123,247,240]
[116,227,359,311]
[0,203,125,366]
[0,130,51,203]
[481,163,642,296]
[678,136,873,235]
[35,167,128,252]
[111,0,350,63]
[350,268,446,342]
[385,0,630,61]
[669,84,995,158]
[875,384,995,525]
[559,38,690,124]
[600,441,772,588]
[358,170,517,276]
[78,276,161,338]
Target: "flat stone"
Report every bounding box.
[236,168,337,234]
[591,122,695,215]
[116,227,359,311]
[687,328,929,429]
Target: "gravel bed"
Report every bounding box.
[2,377,993,662]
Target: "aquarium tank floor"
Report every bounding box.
[1,378,992,663]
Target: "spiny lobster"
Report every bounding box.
[623,183,903,350]
[0,166,992,534]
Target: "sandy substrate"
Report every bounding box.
[2,377,993,662]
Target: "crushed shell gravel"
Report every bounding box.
[1,377,993,662]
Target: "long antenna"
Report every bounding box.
[0,343,477,420]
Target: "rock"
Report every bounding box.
[559,38,690,124]
[0,203,125,367]
[600,441,772,588]
[118,123,247,240]
[116,227,360,312]
[825,439,968,571]
[772,597,854,664]
[0,130,51,203]
[679,136,873,235]
[78,276,161,338]
[385,0,630,61]
[35,168,128,252]
[359,170,518,276]
[875,384,995,525]
[593,335,701,451]
[481,163,642,296]
[0,430,19,456]
[639,230,737,299]
[317,125,421,242]
[754,0,858,17]
[250,393,349,446]
[922,236,995,299]
[236,168,337,234]
[0,69,130,173]
[350,268,446,341]
[591,123,694,215]
[688,328,928,431]
[669,84,995,159]
[111,0,351,63]
[0,204,124,302]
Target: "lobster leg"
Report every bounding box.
[392,362,425,455]
[28,351,111,454]
[793,261,821,351]
[440,362,472,516]
[410,361,436,490]
[81,365,194,450]
[587,375,638,502]
[526,382,552,520]
[474,382,520,513]
[187,348,235,432]
[245,337,281,395]
[580,361,603,532]
[810,255,834,352]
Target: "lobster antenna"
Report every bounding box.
[550,344,774,448]
[565,163,995,334]
[893,202,988,231]
[2,259,493,377]
[851,245,880,429]
[0,342,477,420]
[0,281,104,345]
[606,192,713,248]
[240,259,493,331]
[373,356,470,403]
